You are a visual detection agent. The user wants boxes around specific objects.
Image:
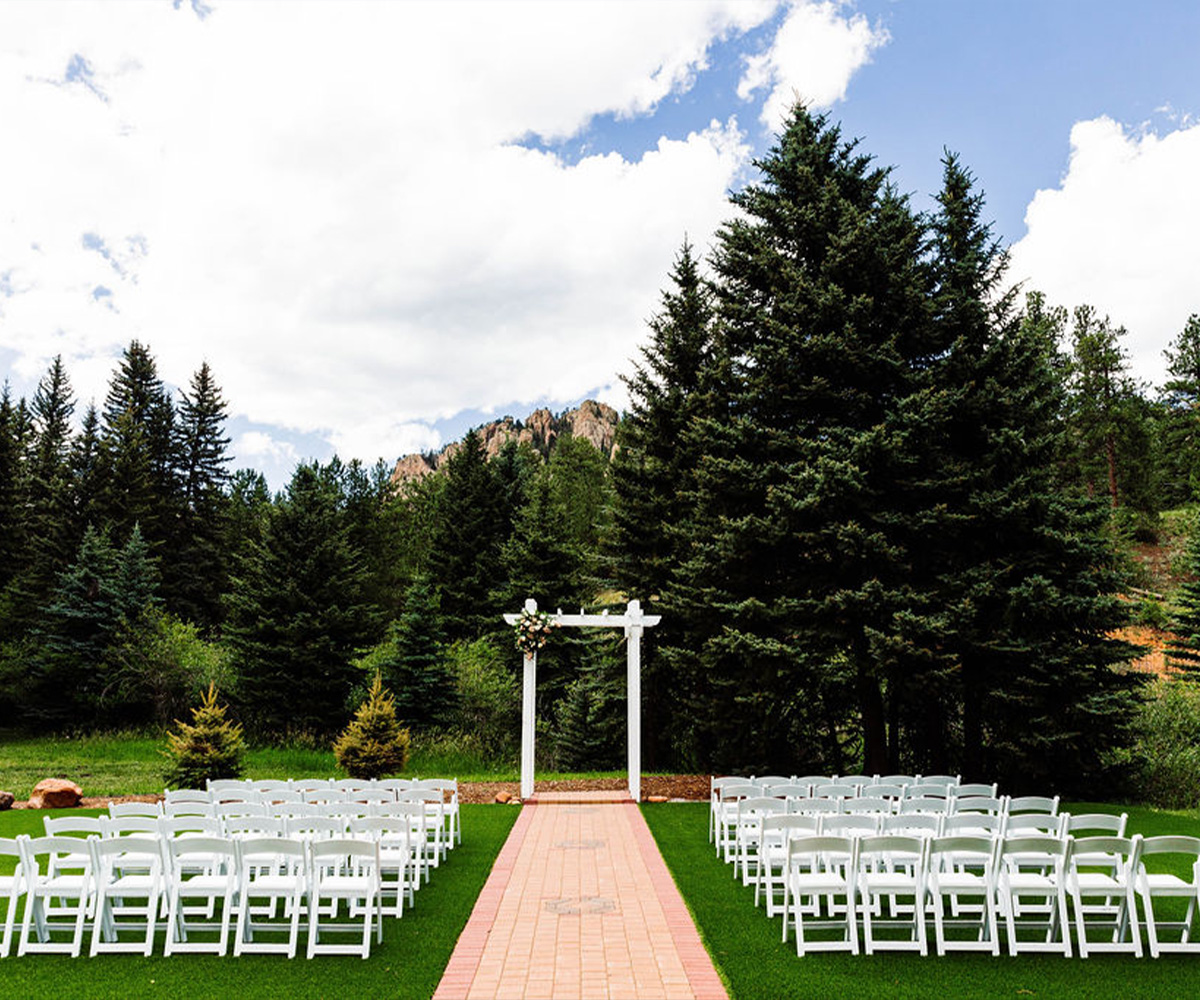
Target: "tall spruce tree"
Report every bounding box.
[225,462,375,735]
[610,240,715,767]
[664,105,930,773]
[1159,314,1200,504]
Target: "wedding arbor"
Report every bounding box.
[503,599,661,801]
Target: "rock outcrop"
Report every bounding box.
[0,790,13,811]
[391,400,619,486]
[28,778,83,809]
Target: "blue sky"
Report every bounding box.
[1,1,1198,489]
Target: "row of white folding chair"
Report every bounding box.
[50,810,433,895]
[721,793,1058,865]
[780,831,1151,958]
[6,833,386,959]
[750,812,1127,914]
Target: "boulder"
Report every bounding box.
[28,778,83,809]
[0,790,14,810]
[646,795,669,803]
[494,791,513,804]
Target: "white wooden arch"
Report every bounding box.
[503,598,661,801]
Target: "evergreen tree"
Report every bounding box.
[1159,314,1200,504]
[1167,525,1200,675]
[0,384,25,596]
[171,363,232,627]
[69,403,104,539]
[498,467,583,613]
[665,105,930,773]
[610,239,715,767]
[427,430,511,638]
[162,683,246,788]
[333,672,411,779]
[225,462,375,735]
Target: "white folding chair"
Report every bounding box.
[350,816,416,916]
[954,783,999,799]
[996,835,1071,956]
[88,836,163,956]
[375,802,428,888]
[735,797,787,886]
[1,838,27,959]
[714,783,759,860]
[949,795,1005,819]
[927,835,1001,955]
[782,835,858,955]
[233,836,308,958]
[41,816,102,877]
[862,784,905,801]
[881,813,941,838]
[411,779,460,847]
[1135,835,1200,956]
[754,815,820,916]
[100,816,161,839]
[856,834,928,955]
[164,788,211,806]
[1067,835,1142,957]
[1008,795,1059,817]
[163,837,238,955]
[17,836,95,957]
[400,790,446,870]
[307,839,382,958]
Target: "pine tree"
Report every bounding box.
[1159,314,1200,504]
[665,105,930,773]
[170,362,232,627]
[162,683,246,788]
[0,384,25,596]
[1167,525,1200,675]
[610,239,715,767]
[69,403,104,539]
[333,672,411,779]
[225,462,376,735]
[498,468,583,613]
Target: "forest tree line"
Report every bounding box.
[3,105,1200,794]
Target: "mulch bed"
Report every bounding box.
[6,775,711,809]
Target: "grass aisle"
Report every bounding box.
[643,802,1200,1000]
[0,804,518,1000]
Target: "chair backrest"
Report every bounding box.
[238,836,305,866]
[1068,835,1140,869]
[160,815,223,839]
[43,815,103,838]
[400,789,442,804]
[212,789,262,805]
[305,790,350,804]
[905,783,950,800]
[248,780,291,793]
[814,783,857,799]
[899,797,948,815]
[207,779,247,793]
[1007,795,1059,816]
[91,835,162,870]
[1137,835,1200,859]
[862,784,904,800]
[844,797,893,816]
[762,814,820,838]
[349,790,394,805]
[164,801,213,818]
[941,813,1003,837]
[769,783,811,799]
[216,801,268,818]
[835,775,872,789]
[328,779,372,793]
[100,816,160,837]
[881,813,941,837]
[290,779,331,793]
[309,837,381,872]
[739,796,786,820]
[286,815,347,839]
[718,783,759,803]
[859,834,925,866]
[349,816,412,844]
[751,776,790,789]
[1001,834,1068,864]
[820,814,879,836]
[878,775,916,787]
[164,787,211,804]
[787,835,856,867]
[919,774,961,787]
[929,834,998,870]
[793,775,832,788]
[791,798,841,816]
[167,835,236,863]
[109,801,162,818]
[224,815,287,838]
[259,789,303,805]
[375,801,425,822]
[954,782,998,798]
[1064,812,1127,837]
[375,779,412,795]
[22,836,97,875]
[951,795,1004,816]
[1005,814,1064,837]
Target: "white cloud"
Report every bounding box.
[738,0,888,128]
[0,0,882,466]
[233,431,297,466]
[1007,116,1200,387]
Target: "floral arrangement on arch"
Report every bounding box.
[513,608,560,657]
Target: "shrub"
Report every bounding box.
[448,637,519,760]
[162,683,246,788]
[1118,678,1200,808]
[333,672,411,779]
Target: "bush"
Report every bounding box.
[162,683,246,789]
[333,672,411,779]
[448,638,519,760]
[1118,678,1200,808]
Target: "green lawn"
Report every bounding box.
[0,804,516,999]
[643,801,1200,1000]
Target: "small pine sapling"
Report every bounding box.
[333,671,411,779]
[162,683,246,788]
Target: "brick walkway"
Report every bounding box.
[433,792,727,1000]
